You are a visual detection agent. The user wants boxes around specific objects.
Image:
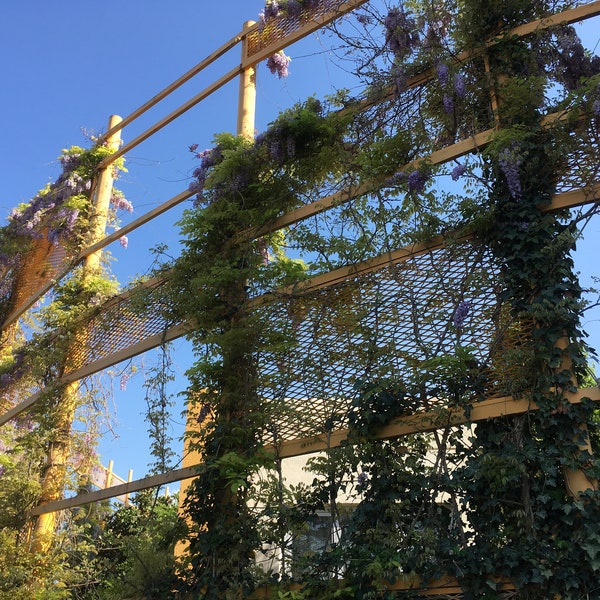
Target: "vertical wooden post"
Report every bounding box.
[175,399,204,558]
[125,468,133,505]
[85,114,123,274]
[30,115,122,554]
[105,460,114,489]
[237,21,257,140]
[557,337,597,495]
[176,25,256,562]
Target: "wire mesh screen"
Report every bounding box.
[1,235,71,328]
[246,0,366,60]
[257,242,502,443]
[65,277,173,374]
[2,241,508,444]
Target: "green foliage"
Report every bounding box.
[94,493,180,599]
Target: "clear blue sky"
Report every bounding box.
[2,2,600,488]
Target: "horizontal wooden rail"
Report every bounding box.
[98,26,251,145]
[30,386,600,514]
[30,465,199,516]
[273,386,600,458]
[250,575,516,598]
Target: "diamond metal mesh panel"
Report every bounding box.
[1,235,71,326]
[3,241,512,445]
[64,278,172,374]
[256,242,503,444]
[247,0,355,59]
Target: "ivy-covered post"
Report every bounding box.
[480,13,597,500]
[455,2,600,593]
[30,115,123,554]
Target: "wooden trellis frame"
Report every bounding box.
[2,0,599,494]
[2,1,600,596]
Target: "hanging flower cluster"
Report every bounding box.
[436,61,467,115]
[266,51,291,79]
[451,162,467,181]
[498,143,524,200]
[551,26,600,91]
[384,7,420,61]
[453,300,470,329]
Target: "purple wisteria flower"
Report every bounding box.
[453,300,470,329]
[451,163,466,181]
[454,73,466,98]
[189,146,224,205]
[384,171,408,187]
[443,93,454,114]
[286,136,296,158]
[266,51,291,78]
[498,145,523,200]
[384,8,419,59]
[197,403,211,424]
[119,235,128,249]
[262,1,281,21]
[119,371,130,391]
[110,191,133,212]
[408,170,429,194]
[357,470,369,485]
[286,0,303,18]
[437,62,449,86]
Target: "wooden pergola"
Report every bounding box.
[2,0,600,595]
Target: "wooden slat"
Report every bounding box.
[30,465,200,516]
[29,387,600,513]
[97,65,242,169]
[249,575,515,598]
[271,387,600,459]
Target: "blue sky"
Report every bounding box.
[2,2,600,489]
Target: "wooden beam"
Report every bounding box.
[269,387,600,459]
[30,465,200,516]
[249,575,515,598]
[28,387,600,513]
